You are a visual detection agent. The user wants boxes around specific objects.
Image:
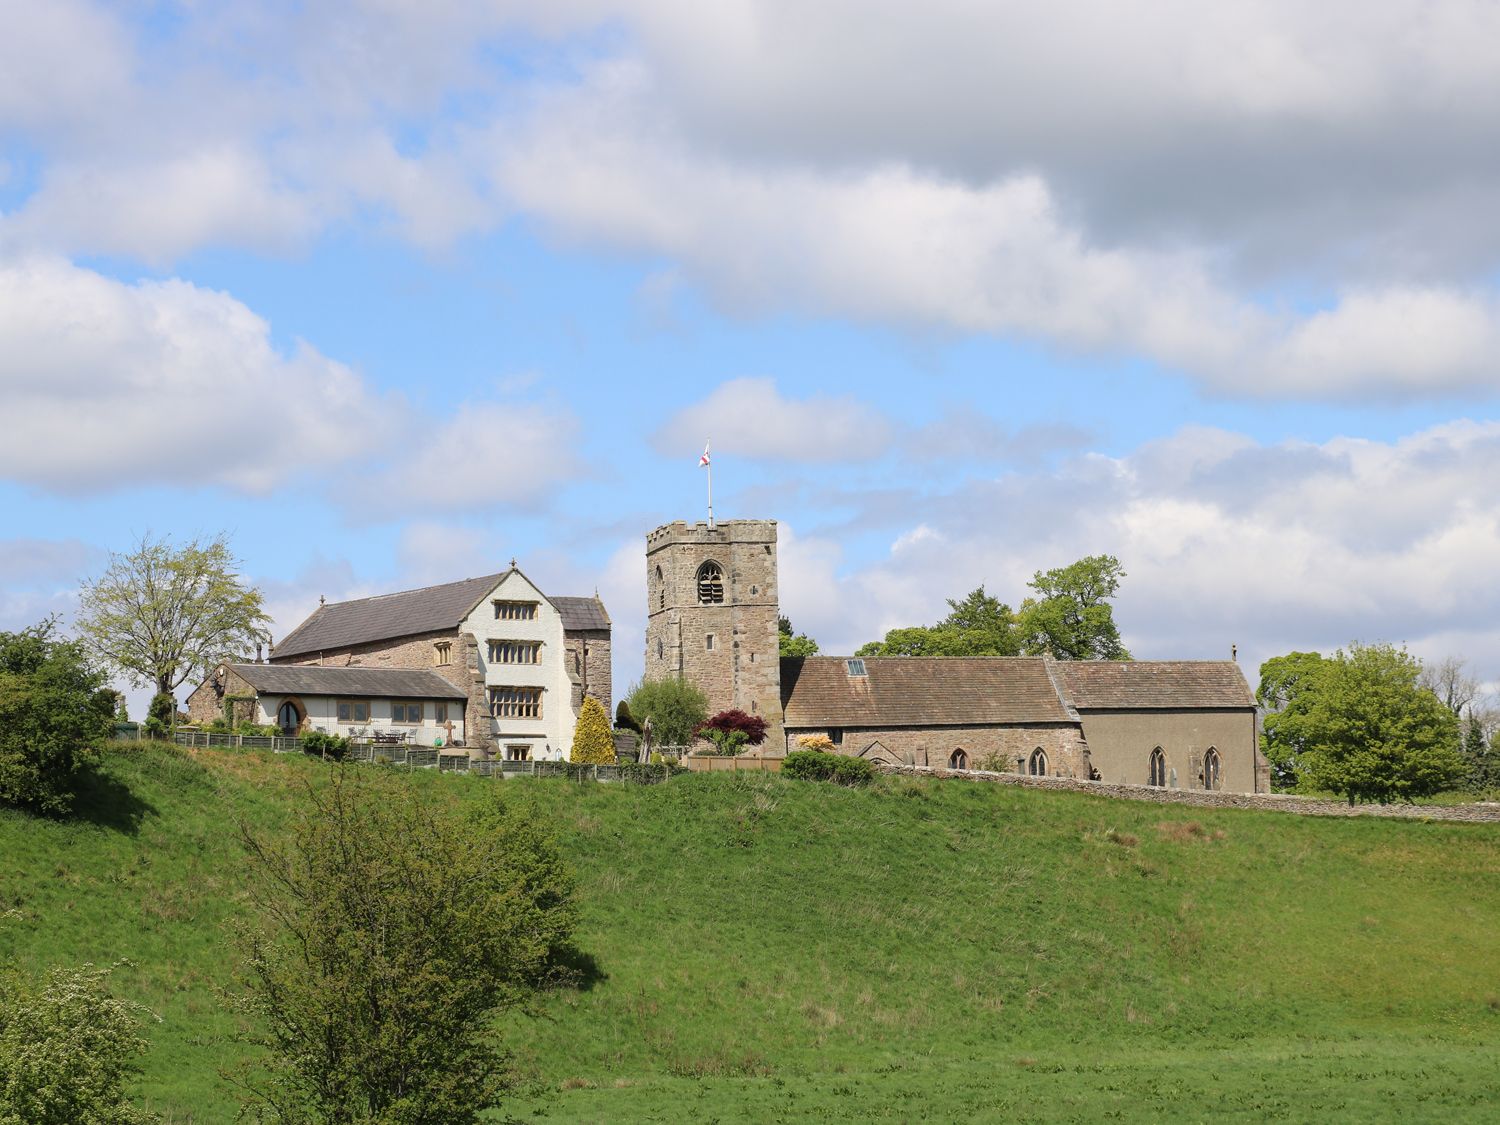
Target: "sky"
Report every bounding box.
[5,0,1500,715]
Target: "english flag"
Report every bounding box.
[699,442,711,467]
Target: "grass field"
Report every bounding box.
[3,744,1499,1121]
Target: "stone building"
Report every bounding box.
[187,564,610,759]
[646,517,1267,793]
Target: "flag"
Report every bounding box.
[699,442,711,467]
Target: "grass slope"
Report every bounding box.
[2,745,1499,1121]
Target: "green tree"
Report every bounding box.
[0,962,159,1125]
[0,620,116,816]
[237,768,578,1123]
[1266,643,1464,805]
[778,616,820,658]
[141,693,175,741]
[77,533,270,699]
[570,696,616,764]
[856,586,1019,657]
[1256,650,1329,791]
[1017,556,1130,661]
[625,677,709,748]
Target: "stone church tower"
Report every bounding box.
[644,519,783,746]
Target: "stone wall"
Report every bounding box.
[879,764,1500,822]
[1074,708,1264,793]
[184,665,258,727]
[564,628,612,713]
[788,723,1091,777]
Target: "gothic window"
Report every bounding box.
[656,565,664,609]
[949,748,969,770]
[1149,747,1166,787]
[696,560,725,604]
[1028,747,1048,776]
[1203,747,1221,791]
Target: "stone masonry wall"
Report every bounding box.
[185,665,258,727]
[880,764,1500,822]
[563,629,612,714]
[787,723,1091,776]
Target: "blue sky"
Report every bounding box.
[5,1,1500,715]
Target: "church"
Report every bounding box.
[646,518,1268,793]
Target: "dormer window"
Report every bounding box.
[696,561,724,604]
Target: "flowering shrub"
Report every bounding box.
[797,734,835,753]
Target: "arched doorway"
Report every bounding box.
[1203,748,1221,791]
[1028,747,1048,776]
[949,748,969,770]
[276,699,304,736]
[1149,747,1166,787]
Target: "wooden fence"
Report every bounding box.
[685,755,783,773]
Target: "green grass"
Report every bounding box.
[3,744,1499,1121]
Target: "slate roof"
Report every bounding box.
[228,663,467,699]
[1055,660,1255,710]
[272,572,609,658]
[552,596,610,631]
[781,656,1075,728]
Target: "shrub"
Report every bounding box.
[625,678,709,747]
[0,962,160,1124]
[141,693,175,740]
[614,700,642,734]
[782,750,875,787]
[300,730,350,761]
[797,734,835,753]
[0,620,116,816]
[695,709,769,756]
[570,697,616,765]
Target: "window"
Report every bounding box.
[845,658,867,676]
[493,600,538,621]
[489,686,542,719]
[656,637,664,660]
[434,641,451,666]
[949,748,969,770]
[1029,747,1048,776]
[696,560,724,604]
[391,701,423,724]
[434,702,449,724]
[505,743,531,761]
[705,634,716,651]
[487,640,541,664]
[336,699,370,723]
[1203,748,1221,791]
[828,728,843,746]
[656,566,664,610]
[1149,747,1166,787]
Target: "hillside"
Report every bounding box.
[3,745,1499,1121]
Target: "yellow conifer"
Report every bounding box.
[569,696,616,765]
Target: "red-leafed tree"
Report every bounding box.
[694,709,769,756]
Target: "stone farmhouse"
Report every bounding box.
[647,517,1269,793]
[187,566,610,759]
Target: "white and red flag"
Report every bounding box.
[699,441,711,467]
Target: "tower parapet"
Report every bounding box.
[644,520,782,749]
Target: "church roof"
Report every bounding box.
[272,572,607,658]
[226,663,467,700]
[781,656,1075,728]
[1054,660,1255,710]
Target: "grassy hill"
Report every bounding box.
[3,744,1499,1121]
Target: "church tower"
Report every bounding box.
[644,519,783,748]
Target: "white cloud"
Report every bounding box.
[0,256,391,493]
[653,377,893,462]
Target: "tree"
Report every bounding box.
[77,533,270,699]
[0,620,116,816]
[625,678,709,748]
[1017,556,1130,661]
[614,700,643,734]
[141,693,175,741]
[0,962,159,1125]
[694,709,769,756]
[237,768,578,1123]
[1256,650,1329,791]
[1263,643,1464,805]
[856,586,1020,657]
[570,696,616,764]
[1418,655,1482,717]
[778,616,820,658]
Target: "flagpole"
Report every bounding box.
[706,441,715,530]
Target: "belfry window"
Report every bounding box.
[696,561,724,604]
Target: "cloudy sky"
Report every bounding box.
[5,0,1500,710]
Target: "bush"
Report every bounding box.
[141,693,175,740]
[0,962,160,1124]
[300,730,350,761]
[626,678,709,747]
[782,750,875,787]
[797,734,835,753]
[570,697,616,765]
[0,621,116,816]
[695,709,769,755]
[614,700,642,734]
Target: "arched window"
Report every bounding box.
[696,560,724,604]
[1149,747,1166,787]
[655,565,664,609]
[1203,748,1221,791]
[949,748,969,770]
[1028,747,1048,776]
